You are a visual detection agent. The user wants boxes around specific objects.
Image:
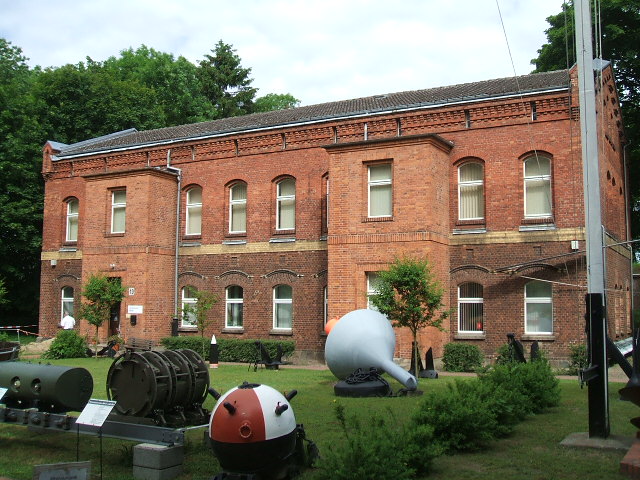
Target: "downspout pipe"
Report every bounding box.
[166,150,182,323]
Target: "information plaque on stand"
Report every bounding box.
[76,399,116,427]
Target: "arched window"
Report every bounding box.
[181,285,198,328]
[458,163,484,220]
[61,286,74,319]
[524,281,553,334]
[458,283,483,332]
[276,178,295,230]
[66,198,79,242]
[524,155,552,218]
[186,187,202,235]
[273,284,293,329]
[229,183,247,233]
[226,285,243,328]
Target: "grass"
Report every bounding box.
[0,356,638,480]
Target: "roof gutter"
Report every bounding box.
[54,86,569,161]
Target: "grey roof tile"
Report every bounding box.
[54,69,569,159]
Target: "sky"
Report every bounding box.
[0,0,566,107]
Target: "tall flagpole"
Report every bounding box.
[575,0,609,437]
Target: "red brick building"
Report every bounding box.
[39,63,632,364]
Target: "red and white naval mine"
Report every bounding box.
[208,382,298,474]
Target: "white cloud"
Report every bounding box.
[0,0,565,105]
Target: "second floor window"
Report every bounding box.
[368,164,392,217]
[186,187,202,235]
[229,183,247,233]
[111,190,126,233]
[276,178,295,230]
[524,155,552,218]
[458,163,484,220]
[66,199,79,242]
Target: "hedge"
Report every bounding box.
[160,336,295,363]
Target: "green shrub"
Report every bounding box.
[494,343,513,365]
[42,330,88,359]
[442,342,484,372]
[160,336,295,362]
[315,403,439,480]
[0,332,9,342]
[478,357,560,414]
[567,343,587,375]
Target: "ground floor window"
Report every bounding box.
[226,285,243,328]
[525,280,553,334]
[367,272,381,310]
[458,282,483,332]
[273,284,293,329]
[61,286,74,319]
[181,285,198,328]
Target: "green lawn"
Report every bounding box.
[0,357,637,480]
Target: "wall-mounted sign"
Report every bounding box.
[128,287,135,296]
[127,305,143,314]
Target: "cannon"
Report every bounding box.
[0,361,93,413]
[208,382,317,479]
[324,309,417,392]
[106,348,209,427]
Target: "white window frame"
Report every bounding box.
[524,280,553,334]
[186,187,202,236]
[368,164,392,218]
[458,283,484,333]
[66,198,79,242]
[458,163,484,221]
[276,179,296,230]
[323,286,328,326]
[229,183,247,234]
[367,272,381,310]
[61,286,74,319]
[181,286,198,328]
[225,285,244,329]
[111,190,126,234]
[273,284,293,330]
[524,156,552,218]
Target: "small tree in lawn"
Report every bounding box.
[182,288,219,358]
[370,256,449,381]
[79,273,126,357]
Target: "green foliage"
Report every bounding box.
[0,331,9,342]
[42,329,88,359]
[494,343,513,365]
[442,342,484,372]
[567,343,588,375]
[78,274,125,353]
[315,403,438,480]
[253,93,301,112]
[181,288,219,357]
[0,278,7,305]
[160,336,295,362]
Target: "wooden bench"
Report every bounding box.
[125,337,155,352]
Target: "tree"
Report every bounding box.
[198,40,258,118]
[78,274,125,356]
[254,93,301,112]
[531,0,640,255]
[370,256,449,380]
[182,287,219,357]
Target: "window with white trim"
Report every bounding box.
[368,164,392,217]
[323,286,328,326]
[225,285,243,328]
[66,198,79,242]
[524,155,552,218]
[524,280,553,334]
[276,179,295,230]
[229,183,247,233]
[181,285,198,328]
[458,163,484,220]
[273,284,293,329]
[111,190,126,233]
[61,286,74,318]
[458,283,483,332]
[367,272,382,310]
[186,187,202,235]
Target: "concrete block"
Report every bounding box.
[132,464,183,480]
[133,443,184,469]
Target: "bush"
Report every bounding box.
[442,342,484,372]
[0,332,9,342]
[315,403,439,480]
[160,336,295,362]
[494,343,512,365]
[42,330,89,359]
[567,343,587,375]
